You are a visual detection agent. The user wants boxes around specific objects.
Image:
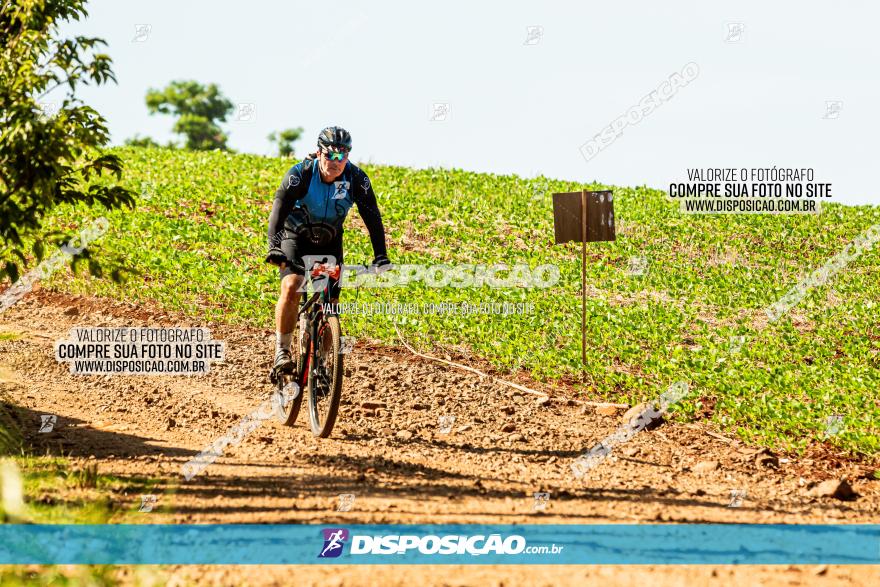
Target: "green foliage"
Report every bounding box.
[145,80,233,150]
[268,127,304,158]
[124,134,163,148]
[65,462,100,489]
[25,459,170,521]
[46,147,880,457]
[0,565,119,586]
[0,0,137,283]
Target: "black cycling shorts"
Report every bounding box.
[278,230,344,300]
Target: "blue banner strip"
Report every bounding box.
[0,524,878,565]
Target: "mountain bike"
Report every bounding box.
[270,260,369,437]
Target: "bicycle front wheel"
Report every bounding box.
[307,314,343,437]
[274,369,303,427]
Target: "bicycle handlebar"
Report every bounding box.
[308,262,391,279]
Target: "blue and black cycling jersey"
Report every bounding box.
[267,155,387,258]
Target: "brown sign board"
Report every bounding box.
[552,190,616,243]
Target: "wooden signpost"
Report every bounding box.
[552,190,616,372]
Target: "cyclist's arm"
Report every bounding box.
[352,170,388,260]
[267,164,306,251]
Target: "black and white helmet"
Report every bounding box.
[317,126,352,153]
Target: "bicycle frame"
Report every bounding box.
[276,260,373,435]
[296,263,340,387]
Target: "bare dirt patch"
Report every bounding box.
[1,289,877,586]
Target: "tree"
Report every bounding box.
[124,134,162,148]
[268,127,304,158]
[145,80,233,150]
[0,0,136,284]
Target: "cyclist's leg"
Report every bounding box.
[274,235,307,371]
[276,272,303,339]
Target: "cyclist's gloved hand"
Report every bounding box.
[265,248,288,266]
[370,254,393,274]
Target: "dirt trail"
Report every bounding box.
[1,289,878,586]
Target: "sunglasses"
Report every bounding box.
[322,150,349,162]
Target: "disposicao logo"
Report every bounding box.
[317,530,541,558]
[318,528,349,558]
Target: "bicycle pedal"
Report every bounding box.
[270,361,294,382]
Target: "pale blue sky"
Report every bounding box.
[61,1,880,205]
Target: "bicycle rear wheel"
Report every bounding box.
[307,314,343,437]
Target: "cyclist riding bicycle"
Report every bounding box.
[265,126,391,376]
